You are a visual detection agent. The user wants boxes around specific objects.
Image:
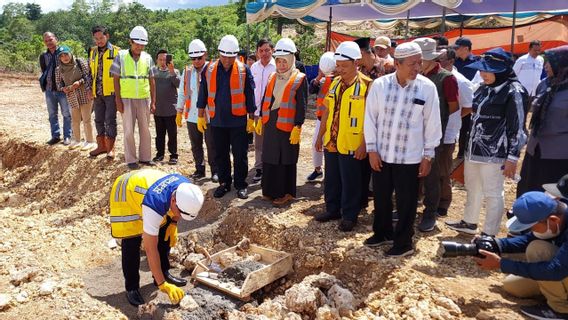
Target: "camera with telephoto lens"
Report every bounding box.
[441,235,501,258]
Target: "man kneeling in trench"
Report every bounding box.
[109,169,204,306]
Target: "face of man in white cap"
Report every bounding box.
[334,41,361,82]
[394,42,422,85]
[218,35,239,71]
[129,26,148,57]
[374,36,391,59]
[413,38,441,74]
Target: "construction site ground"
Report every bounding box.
[0,72,535,319]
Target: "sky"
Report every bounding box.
[0,0,231,13]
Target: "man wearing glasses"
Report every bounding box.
[177,39,218,181]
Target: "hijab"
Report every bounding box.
[59,53,83,86]
[271,54,297,110]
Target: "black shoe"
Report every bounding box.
[214,185,230,198]
[506,209,514,220]
[127,162,140,170]
[192,170,206,180]
[139,161,156,166]
[252,169,262,183]
[445,220,478,235]
[385,246,414,257]
[437,208,448,217]
[338,219,356,232]
[46,137,61,145]
[168,158,178,165]
[165,270,187,287]
[418,212,437,232]
[237,188,248,199]
[126,289,145,306]
[314,212,341,222]
[306,170,323,182]
[152,156,164,162]
[364,234,393,247]
[520,304,568,320]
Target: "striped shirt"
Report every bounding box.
[364,72,442,164]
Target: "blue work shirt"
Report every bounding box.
[455,54,479,81]
[142,174,191,216]
[197,61,256,128]
[498,209,568,282]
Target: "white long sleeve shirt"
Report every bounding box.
[444,67,474,144]
[513,53,544,96]
[365,73,442,164]
[250,58,276,116]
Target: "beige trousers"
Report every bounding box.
[503,240,568,313]
[71,102,94,143]
[121,98,151,164]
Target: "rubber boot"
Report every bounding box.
[105,136,116,160]
[89,135,106,157]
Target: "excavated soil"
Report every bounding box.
[0,72,533,319]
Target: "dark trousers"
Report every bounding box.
[324,151,363,222]
[372,162,420,250]
[93,95,117,138]
[438,143,455,210]
[457,114,471,158]
[423,146,443,215]
[361,160,371,209]
[121,223,171,291]
[262,163,297,199]
[187,122,217,174]
[213,126,248,190]
[516,145,568,198]
[154,115,178,159]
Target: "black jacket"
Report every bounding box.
[466,79,528,163]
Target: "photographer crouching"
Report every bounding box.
[474,190,568,320]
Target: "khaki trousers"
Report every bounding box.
[121,98,151,164]
[71,102,94,143]
[503,240,568,313]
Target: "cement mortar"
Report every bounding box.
[218,260,265,287]
[176,286,245,320]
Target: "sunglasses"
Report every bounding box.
[191,56,205,61]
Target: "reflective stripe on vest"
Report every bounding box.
[89,44,118,97]
[316,76,333,118]
[261,71,305,132]
[323,75,368,155]
[205,60,247,119]
[118,50,151,99]
[183,62,208,119]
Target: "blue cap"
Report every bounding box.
[465,47,513,73]
[56,45,71,56]
[507,191,557,233]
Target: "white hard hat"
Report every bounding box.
[129,26,148,45]
[334,41,361,61]
[218,35,239,57]
[319,52,336,75]
[273,38,297,56]
[188,39,207,58]
[175,183,204,221]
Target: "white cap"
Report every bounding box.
[129,26,148,45]
[412,37,441,61]
[334,41,362,61]
[175,183,204,221]
[273,38,297,56]
[218,35,239,57]
[319,52,336,75]
[188,39,207,58]
[394,42,422,59]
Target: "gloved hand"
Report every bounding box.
[175,113,183,127]
[164,222,178,247]
[255,119,263,136]
[289,126,301,145]
[246,118,255,133]
[197,116,207,134]
[159,282,185,304]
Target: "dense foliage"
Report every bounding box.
[0,0,324,73]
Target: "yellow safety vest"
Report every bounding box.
[323,73,369,155]
[118,49,152,99]
[89,43,120,97]
[109,169,170,239]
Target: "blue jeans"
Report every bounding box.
[45,90,71,139]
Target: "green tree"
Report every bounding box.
[25,3,42,21]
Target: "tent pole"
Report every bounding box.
[459,15,464,36]
[441,7,447,35]
[511,0,517,53]
[326,7,332,51]
[405,10,410,40]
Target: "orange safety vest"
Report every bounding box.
[182,62,209,119]
[316,75,333,118]
[205,60,247,119]
[261,71,306,132]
